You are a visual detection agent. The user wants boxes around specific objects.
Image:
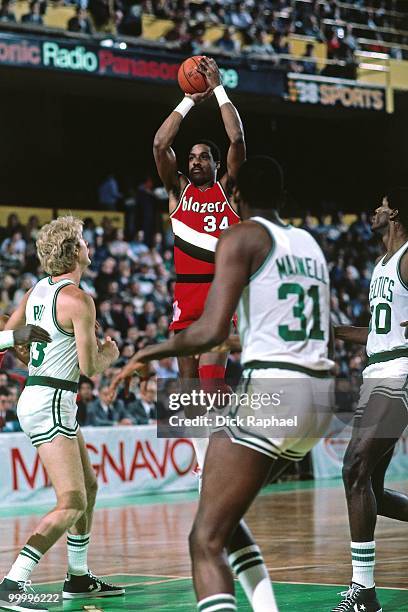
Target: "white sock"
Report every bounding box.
[229,545,278,612]
[351,541,375,588]
[192,438,209,470]
[197,593,237,611]
[67,533,90,576]
[6,545,42,583]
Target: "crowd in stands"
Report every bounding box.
[0,205,381,433]
[0,0,407,74]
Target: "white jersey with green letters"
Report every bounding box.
[366,240,408,362]
[26,277,80,383]
[238,217,333,372]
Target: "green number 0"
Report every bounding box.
[278,283,324,342]
[374,303,392,335]
[31,342,47,367]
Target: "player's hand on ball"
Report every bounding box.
[198,56,221,89]
[400,320,408,339]
[186,87,213,105]
[14,324,52,346]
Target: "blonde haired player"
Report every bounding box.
[0,216,124,611]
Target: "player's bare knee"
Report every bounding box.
[57,490,87,525]
[189,520,224,559]
[342,449,369,490]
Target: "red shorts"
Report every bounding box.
[169,282,211,331]
[169,283,238,332]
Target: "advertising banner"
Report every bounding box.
[287,72,386,111]
[0,425,197,507]
[0,32,286,96]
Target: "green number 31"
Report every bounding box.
[278,283,324,342]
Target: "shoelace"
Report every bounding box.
[88,572,115,588]
[332,584,362,612]
[17,580,35,594]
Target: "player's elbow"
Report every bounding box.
[230,133,245,146]
[153,133,167,152]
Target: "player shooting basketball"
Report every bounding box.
[110,59,279,611]
[113,55,244,467]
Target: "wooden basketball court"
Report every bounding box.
[1,479,407,610]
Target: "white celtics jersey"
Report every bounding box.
[26,277,80,382]
[366,240,408,358]
[238,217,333,371]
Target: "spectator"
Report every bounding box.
[0,0,16,22]
[272,32,290,55]
[118,2,142,37]
[126,379,159,424]
[229,1,252,30]
[164,17,190,45]
[138,300,157,330]
[76,376,96,427]
[216,27,241,54]
[248,29,276,57]
[155,357,178,379]
[190,25,209,55]
[0,387,20,432]
[21,0,43,25]
[98,173,122,211]
[133,176,158,247]
[86,384,133,426]
[350,212,372,241]
[67,6,93,34]
[301,42,317,75]
[196,1,220,25]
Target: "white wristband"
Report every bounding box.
[214,85,230,107]
[0,330,14,350]
[174,97,195,118]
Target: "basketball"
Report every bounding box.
[178,56,208,95]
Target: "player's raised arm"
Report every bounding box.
[63,287,119,377]
[198,57,246,193]
[153,87,213,207]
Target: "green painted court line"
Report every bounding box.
[25,574,407,611]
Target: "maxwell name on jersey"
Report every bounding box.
[181,195,227,214]
[276,254,328,285]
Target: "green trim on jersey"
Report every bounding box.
[397,245,408,291]
[367,347,408,366]
[249,221,277,282]
[48,277,70,285]
[26,376,78,393]
[243,360,331,378]
[52,282,75,337]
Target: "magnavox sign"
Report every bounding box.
[0,32,285,96]
[287,73,386,112]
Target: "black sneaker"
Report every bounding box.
[0,578,48,611]
[62,572,125,599]
[331,582,382,612]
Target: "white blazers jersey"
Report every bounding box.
[26,277,80,383]
[366,240,408,361]
[238,217,333,372]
